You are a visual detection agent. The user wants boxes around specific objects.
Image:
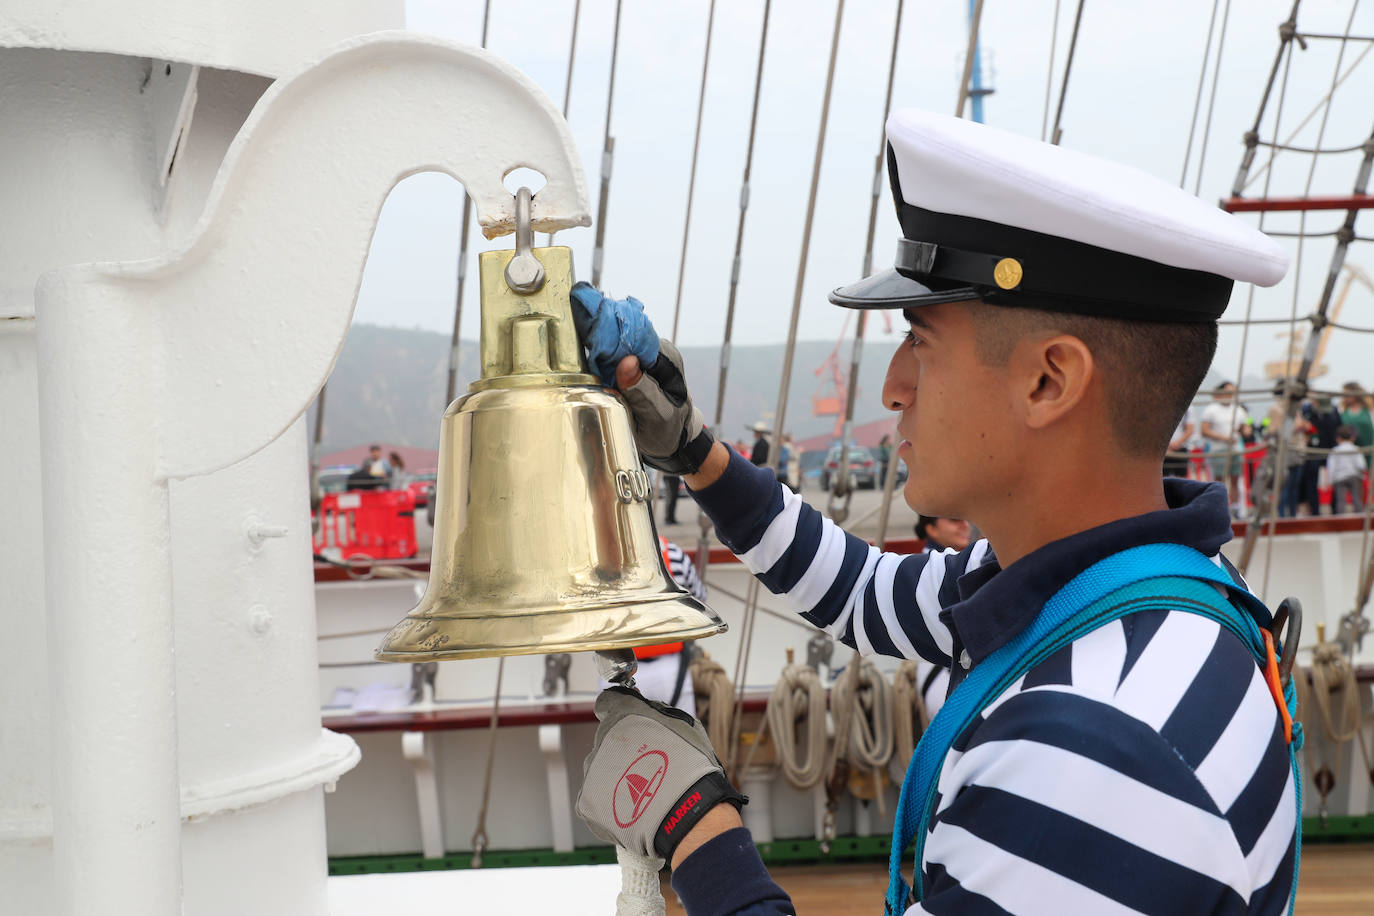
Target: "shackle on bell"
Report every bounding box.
[374,189,725,662]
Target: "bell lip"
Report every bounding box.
[828,267,981,310]
[373,593,727,663]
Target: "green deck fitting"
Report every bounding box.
[329,836,895,877]
[329,822,1374,877]
[1302,815,1374,842]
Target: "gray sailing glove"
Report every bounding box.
[576,686,745,862]
[569,283,716,475]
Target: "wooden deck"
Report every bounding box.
[660,844,1374,913]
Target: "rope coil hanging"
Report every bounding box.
[690,654,737,757]
[765,663,830,790]
[1292,632,1373,823]
[890,659,931,779]
[829,656,896,813]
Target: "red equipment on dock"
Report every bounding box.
[313,489,418,560]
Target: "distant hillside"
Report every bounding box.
[307,324,900,453]
[306,323,1273,455]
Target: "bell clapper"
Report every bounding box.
[595,648,639,689]
[504,186,546,294]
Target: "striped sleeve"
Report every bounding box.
[912,690,1252,915]
[665,539,707,601]
[692,449,979,664]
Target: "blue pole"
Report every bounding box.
[968,0,985,123]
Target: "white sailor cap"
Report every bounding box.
[830,109,1289,322]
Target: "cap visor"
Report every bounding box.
[828,268,980,310]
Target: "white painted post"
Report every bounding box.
[739,767,776,843]
[539,724,576,853]
[35,286,182,916]
[402,731,445,858]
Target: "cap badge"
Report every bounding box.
[993,258,1023,290]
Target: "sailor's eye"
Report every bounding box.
[904,329,923,349]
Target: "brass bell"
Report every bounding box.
[375,230,725,662]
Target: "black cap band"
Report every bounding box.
[894,205,1234,322]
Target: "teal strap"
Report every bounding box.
[884,543,1302,915]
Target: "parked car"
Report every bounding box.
[407,470,438,508]
[819,445,907,490]
[821,445,877,490]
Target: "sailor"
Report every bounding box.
[572,109,1300,914]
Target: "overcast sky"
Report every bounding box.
[353,0,1374,393]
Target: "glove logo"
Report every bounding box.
[612,749,669,828]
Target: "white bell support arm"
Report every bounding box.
[34,33,588,916]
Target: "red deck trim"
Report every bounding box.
[1221,194,1374,213]
[313,537,931,582]
[326,694,772,734]
[1231,516,1374,537]
[325,663,1374,734]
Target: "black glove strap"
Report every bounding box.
[652,772,748,862]
[640,426,716,477]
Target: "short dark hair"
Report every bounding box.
[1337,424,1357,441]
[915,515,938,540]
[969,304,1218,457]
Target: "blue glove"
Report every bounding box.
[570,282,661,388]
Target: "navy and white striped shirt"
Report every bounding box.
[672,450,1296,916]
[665,538,707,602]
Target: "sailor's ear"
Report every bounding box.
[1016,333,1094,431]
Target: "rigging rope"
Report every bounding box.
[1233,22,1297,577]
[1258,3,1366,598]
[1190,0,1233,197]
[1229,1,1304,198]
[1040,0,1062,141]
[954,0,986,119]
[698,0,773,586]
[469,656,505,868]
[590,0,625,288]
[444,0,494,406]
[547,0,582,246]
[1179,0,1222,187]
[731,0,848,775]
[1049,0,1087,145]
[1242,40,1374,193]
[669,0,719,343]
[832,0,905,524]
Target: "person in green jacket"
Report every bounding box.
[1341,381,1374,469]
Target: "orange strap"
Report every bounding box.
[1261,629,1293,744]
[634,538,684,660]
